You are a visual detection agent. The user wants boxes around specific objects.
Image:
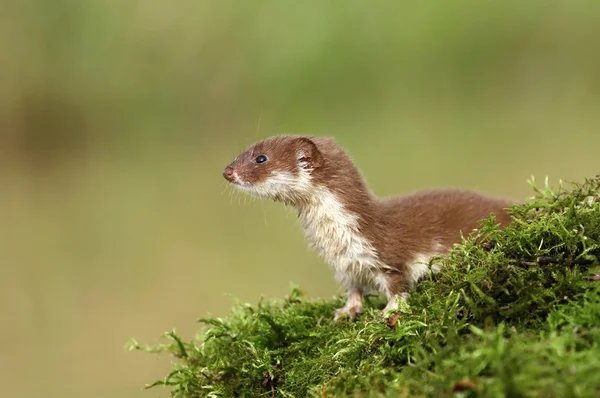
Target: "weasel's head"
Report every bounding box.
[223,135,324,204]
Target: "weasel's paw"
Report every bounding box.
[382,300,399,315]
[382,293,409,317]
[334,305,362,321]
[382,305,398,318]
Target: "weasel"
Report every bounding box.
[223,135,514,320]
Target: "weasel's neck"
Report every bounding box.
[295,159,379,236]
[298,175,377,217]
[296,181,378,238]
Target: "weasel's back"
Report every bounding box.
[378,188,514,248]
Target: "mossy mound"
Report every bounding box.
[130,176,600,397]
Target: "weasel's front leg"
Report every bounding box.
[334,286,363,321]
[381,271,409,315]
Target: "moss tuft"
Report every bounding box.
[130,175,600,397]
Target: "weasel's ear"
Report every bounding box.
[296,137,323,170]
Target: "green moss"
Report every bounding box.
[129,176,600,397]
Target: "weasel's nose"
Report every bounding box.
[223,166,235,182]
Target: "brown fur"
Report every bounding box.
[224,135,515,318]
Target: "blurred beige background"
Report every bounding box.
[1,1,599,397]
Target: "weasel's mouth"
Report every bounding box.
[227,174,249,188]
[231,181,264,198]
[229,175,245,186]
[228,177,272,199]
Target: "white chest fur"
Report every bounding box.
[297,187,383,290]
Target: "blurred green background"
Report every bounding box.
[1,1,599,397]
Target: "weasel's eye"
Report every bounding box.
[255,155,268,164]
